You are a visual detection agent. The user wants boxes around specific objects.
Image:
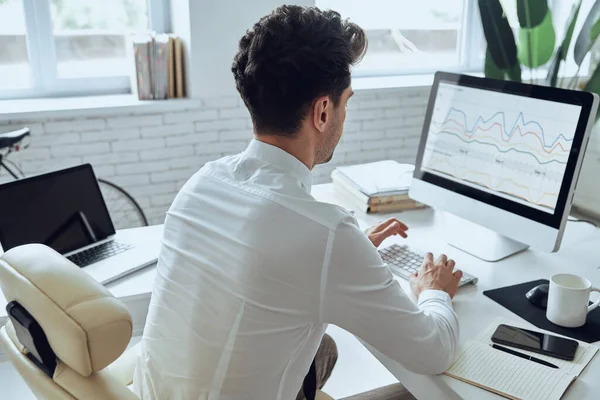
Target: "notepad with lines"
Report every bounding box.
[444,318,598,400]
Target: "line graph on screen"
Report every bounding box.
[422,91,577,212]
[431,108,572,164]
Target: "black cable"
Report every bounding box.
[3,158,25,178]
[567,216,599,228]
[0,159,20,180]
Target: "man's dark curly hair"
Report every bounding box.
[232,5,367,136]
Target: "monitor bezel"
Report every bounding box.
[413,71,596,229]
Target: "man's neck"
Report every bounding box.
[254,133,316,170]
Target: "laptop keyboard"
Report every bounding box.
[67,241,133,268]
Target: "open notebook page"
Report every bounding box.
[445,318,598,400]
[446,341,574,400]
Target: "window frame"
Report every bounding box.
[0,0,170,100]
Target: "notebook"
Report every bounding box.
[444,318,598,400]
[129,34,153,100]
[174,37,185,98]
[167,35,176,98]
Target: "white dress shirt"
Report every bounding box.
[133,139,459,400]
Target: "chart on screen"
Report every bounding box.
[422,83,582,213]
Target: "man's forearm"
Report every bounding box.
[416,290,459,373]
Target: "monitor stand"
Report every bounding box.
[444,214,529,262]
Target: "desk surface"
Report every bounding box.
[2,184,600,399]
[311,184,600,400]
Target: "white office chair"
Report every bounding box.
[0,244,333,400]
[0,243,138,399]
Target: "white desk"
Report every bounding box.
[2,184,600,399]
[311,184,600,400]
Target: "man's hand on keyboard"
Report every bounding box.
[365,218,409,247]
[409,253,463,299]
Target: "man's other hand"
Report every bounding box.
[365,218,408,248]
[409,253,462,299]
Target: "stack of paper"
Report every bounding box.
[444,318,598,400]
[331,160,424,214]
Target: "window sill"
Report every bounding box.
[352,74,435,92]
[0,77,437,122]
[0,95,203,121]
[352,70,589,92]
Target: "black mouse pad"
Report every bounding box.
[483,279,600,343]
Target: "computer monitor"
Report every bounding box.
[410,72,598,261]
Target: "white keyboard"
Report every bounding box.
[379,244,478,287]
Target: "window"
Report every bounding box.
[0,0,169,99]
[316,0,484,77]
[0,0,31,90]
[316,0,592,79]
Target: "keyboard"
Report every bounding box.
[379,244,478,287]
[67,241,133,268]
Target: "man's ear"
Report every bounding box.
[312,96,330,133]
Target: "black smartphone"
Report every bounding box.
[491,324,579,361]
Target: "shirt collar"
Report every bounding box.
[243,139,313,193]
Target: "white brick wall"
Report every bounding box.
[0,87,430,226]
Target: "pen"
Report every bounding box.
[490,344,559,369]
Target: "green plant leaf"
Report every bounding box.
[560,0,582,60]
[591,18,600,44]
[506,62,522,82]
[518,10,556,68]
[574,0,600,66]
[584,65,600,121]
[485,49,505,79]
[545,1,581,87]
[516,0,548,28]
[478,0,518,69]
[545,45,562,87]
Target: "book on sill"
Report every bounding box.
[129,34,153,100]
[333,160,415,198]
[129,32,185,100]
[444,318,598,400]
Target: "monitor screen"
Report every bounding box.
[421,82,582,214]
[414,72,595,230]
[0,164,115,254]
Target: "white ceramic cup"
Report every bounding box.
[546,273,600,328]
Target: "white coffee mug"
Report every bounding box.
[546,273,600,328]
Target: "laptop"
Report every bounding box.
[0,164,160,284]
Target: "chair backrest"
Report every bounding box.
[0,244,139,400]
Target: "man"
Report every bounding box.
[134,5,462,400]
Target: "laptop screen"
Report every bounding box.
[0,164,115,254]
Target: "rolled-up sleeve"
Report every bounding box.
[320,218,459,375]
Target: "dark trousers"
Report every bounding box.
[296,334,417,400]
